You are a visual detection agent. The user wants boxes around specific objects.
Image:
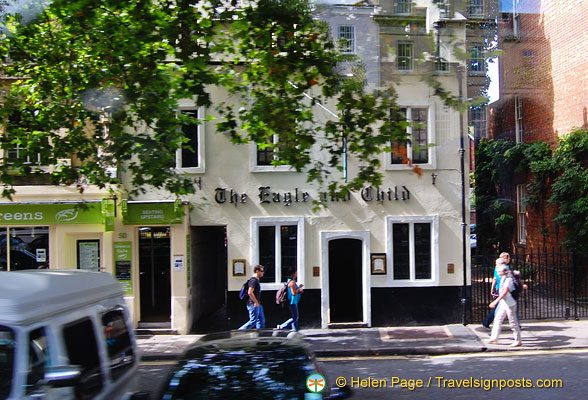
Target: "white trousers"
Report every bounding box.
[490,301,521,343]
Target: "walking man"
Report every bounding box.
[239,265,266,330]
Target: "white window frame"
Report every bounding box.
[396,0,412,14]
[469,44,485,74]
[337,25,355,54]
[386,215,439,287]
[386,103,436,170]
[517,185,527,244]
[251,217,305,291]
[469,0,484,17]
[469,105,487,139]
[397,41,413,71]
[515,95,523,143]
[175,105,205,173]
[249,137,292,172]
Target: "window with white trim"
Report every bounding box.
[388,106,432,168]
[469,44,485,73]
[515,96,524,143]
[397,42,413,71]
[3,111,46,165]
[337,25,355,54]
[470,0,484,17]
[252,217,304,286]
[396,0,412,14]
[250,137,291,172]
[517,185,527,244]
[386,216,438,285]
[175,108,205,173]
[469,105,487,139]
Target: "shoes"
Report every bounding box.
[482,323,490,329]
[510,342,522,347]
[276,324,281,330]
[487,339,498,344]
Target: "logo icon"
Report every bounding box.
[55,208,79,222]
[306,373,326,393]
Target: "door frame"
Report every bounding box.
[320,231,371,328]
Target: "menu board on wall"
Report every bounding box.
[114,241,133,295]
[77,240,100,271]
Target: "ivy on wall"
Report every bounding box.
[474,129,588,253]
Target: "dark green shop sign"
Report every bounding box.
[122,200,183,225]
[0,203,104,225]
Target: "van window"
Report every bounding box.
[102,309,135,381]
[63,318,103,399]
[0,326,15,398]
[26,327,50,394]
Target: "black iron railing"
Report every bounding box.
[471,248,588,322]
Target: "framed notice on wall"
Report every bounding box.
[114,241,133,295]
[77,240,101,271]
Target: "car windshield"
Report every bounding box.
[160,344,318,399]
[0,325,16,399]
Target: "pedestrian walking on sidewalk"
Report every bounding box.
[277,270,304,332]
[488,260,521,347]
[482,251,511,329]
[239,265,266,330]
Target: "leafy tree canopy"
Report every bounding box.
[0,0,409,200]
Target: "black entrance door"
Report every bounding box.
[328,238,363,323]
[139,227,171,322]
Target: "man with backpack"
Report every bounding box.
[238,265,266,330]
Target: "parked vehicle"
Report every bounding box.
[0,270,138,399]
[157,330,351,399]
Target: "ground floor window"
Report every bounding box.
[0,226,49,271]
[386,216,438,285]
[252,217,304,286]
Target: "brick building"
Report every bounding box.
[488,0,588,250]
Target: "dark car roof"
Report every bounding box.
[182,330,309,356]
[158,330,321,399]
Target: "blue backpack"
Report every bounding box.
[239,279,250,300]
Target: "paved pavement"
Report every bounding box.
[136,319,588,361]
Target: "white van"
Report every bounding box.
[0,270,139,399]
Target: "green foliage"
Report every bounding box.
[473,139,516,252]
[475,129,588,252]
[0,0,412,200]
[548,129,588,251]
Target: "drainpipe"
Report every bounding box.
[457,66,469,325]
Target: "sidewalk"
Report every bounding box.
[137,319,588,361]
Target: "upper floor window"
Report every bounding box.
[470,0,484,17]
[469,105,487,139]
[397,42,413,71]
[516,184,527,244]
[515,96,524,143]
[252,217,305,289]
[388,106,433,168]
[386,216,439,286]
[175,108,205,173]
[396,0,412,14]
[469,44,485,73]
[337,25,355,54]
[434,0,450,18]
[250,135,291,172]
[2,111,46,166]
[435,57,449,73]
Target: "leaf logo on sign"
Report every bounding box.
[55,209,79,222]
